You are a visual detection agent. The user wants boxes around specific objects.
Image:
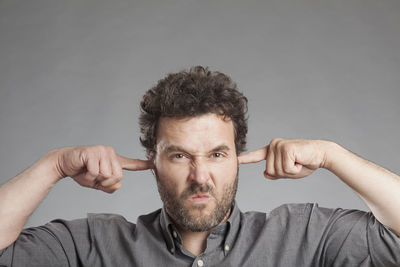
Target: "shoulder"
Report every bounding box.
[241,203,371,228]
[39,213,136,243]
[87,213,132,224]
[136,209,163,225]
[241,203,313,220]
[47,210,163,238]
[269,202,313,216]
[267,202,370,220]
[87,210,163,231]
[87,209,162,223]
[86,213,136,233]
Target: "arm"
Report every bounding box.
[238,138,400,236]
[0,146,153,250]
[324,141,400,236]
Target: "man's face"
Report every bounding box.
[154,113,239,232]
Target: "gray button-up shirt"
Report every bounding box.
[1,202,400,266]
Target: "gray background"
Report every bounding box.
[0,0,399,227]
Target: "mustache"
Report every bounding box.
[180,183,216,200]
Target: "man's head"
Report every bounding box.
[139,66,248,232]
[139,66,248,158]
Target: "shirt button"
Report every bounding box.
[197,259,204,266]
[224,244,230,251]
[172,231,178,238]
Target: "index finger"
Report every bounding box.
[117,155,154,171]
[238,146,268,164]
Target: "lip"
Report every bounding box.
[190,194,211,202]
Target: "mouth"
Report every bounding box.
[190,194,211,202]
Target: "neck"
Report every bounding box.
[177,227,211,256]
[174,209,231,256]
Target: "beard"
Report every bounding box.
[155,170,238,232]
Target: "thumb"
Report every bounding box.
[117,155,154,171]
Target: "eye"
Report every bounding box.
[213,152,223,158]
[174,153,185,159]
[168,153,189,162]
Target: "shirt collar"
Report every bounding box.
[159,200,241,255]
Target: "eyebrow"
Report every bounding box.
[164,144,231,154]
[209,145,231,153]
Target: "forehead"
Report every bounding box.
[156,114,235,152]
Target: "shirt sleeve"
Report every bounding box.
[303,203,400,266]
[0,218,91,267]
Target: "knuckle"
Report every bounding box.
[84,146,102,159]
[280,142,292,152]
[277,140,290,152]
[101,170,112,178]
[104,184,121,194]
[269,138,278,147]
[114,183,122,190]
[282,164,291,172]
[283,166,295,175]
[266,167,275,176]
[91,145,116,158]
[270,138,283,146]
[100,179,109,187]
[88,171,99,179]
[92,145,103,152]
[264,171,275,179]
[113,162,123,173]
[105,145,115,153]
[78,147,88,158]
[90,167,100,175]
[114,173,123,181]
[87,166,99,175]
[283,143,294,152]
[93,145,109,155]
[93,182,101,190]
[276,140,284,148]
[99,145,108,153]
[104,188,114,194]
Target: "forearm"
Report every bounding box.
[0,150,62,250]
[323,142,400,236]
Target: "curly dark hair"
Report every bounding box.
[139,66,248,157]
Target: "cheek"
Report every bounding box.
[156,154,192,176]
[210,159,238,185]
[155,160,191,193]
[157,162,191,181]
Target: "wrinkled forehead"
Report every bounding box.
[156,114,236,154]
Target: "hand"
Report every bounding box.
[238,138,329,179]
[53,145,154,193]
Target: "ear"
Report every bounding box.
[146,150,157,172]
[146,149,155,160]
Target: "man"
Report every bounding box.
[0,66,399,266]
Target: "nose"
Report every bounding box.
[189,160,211,185]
